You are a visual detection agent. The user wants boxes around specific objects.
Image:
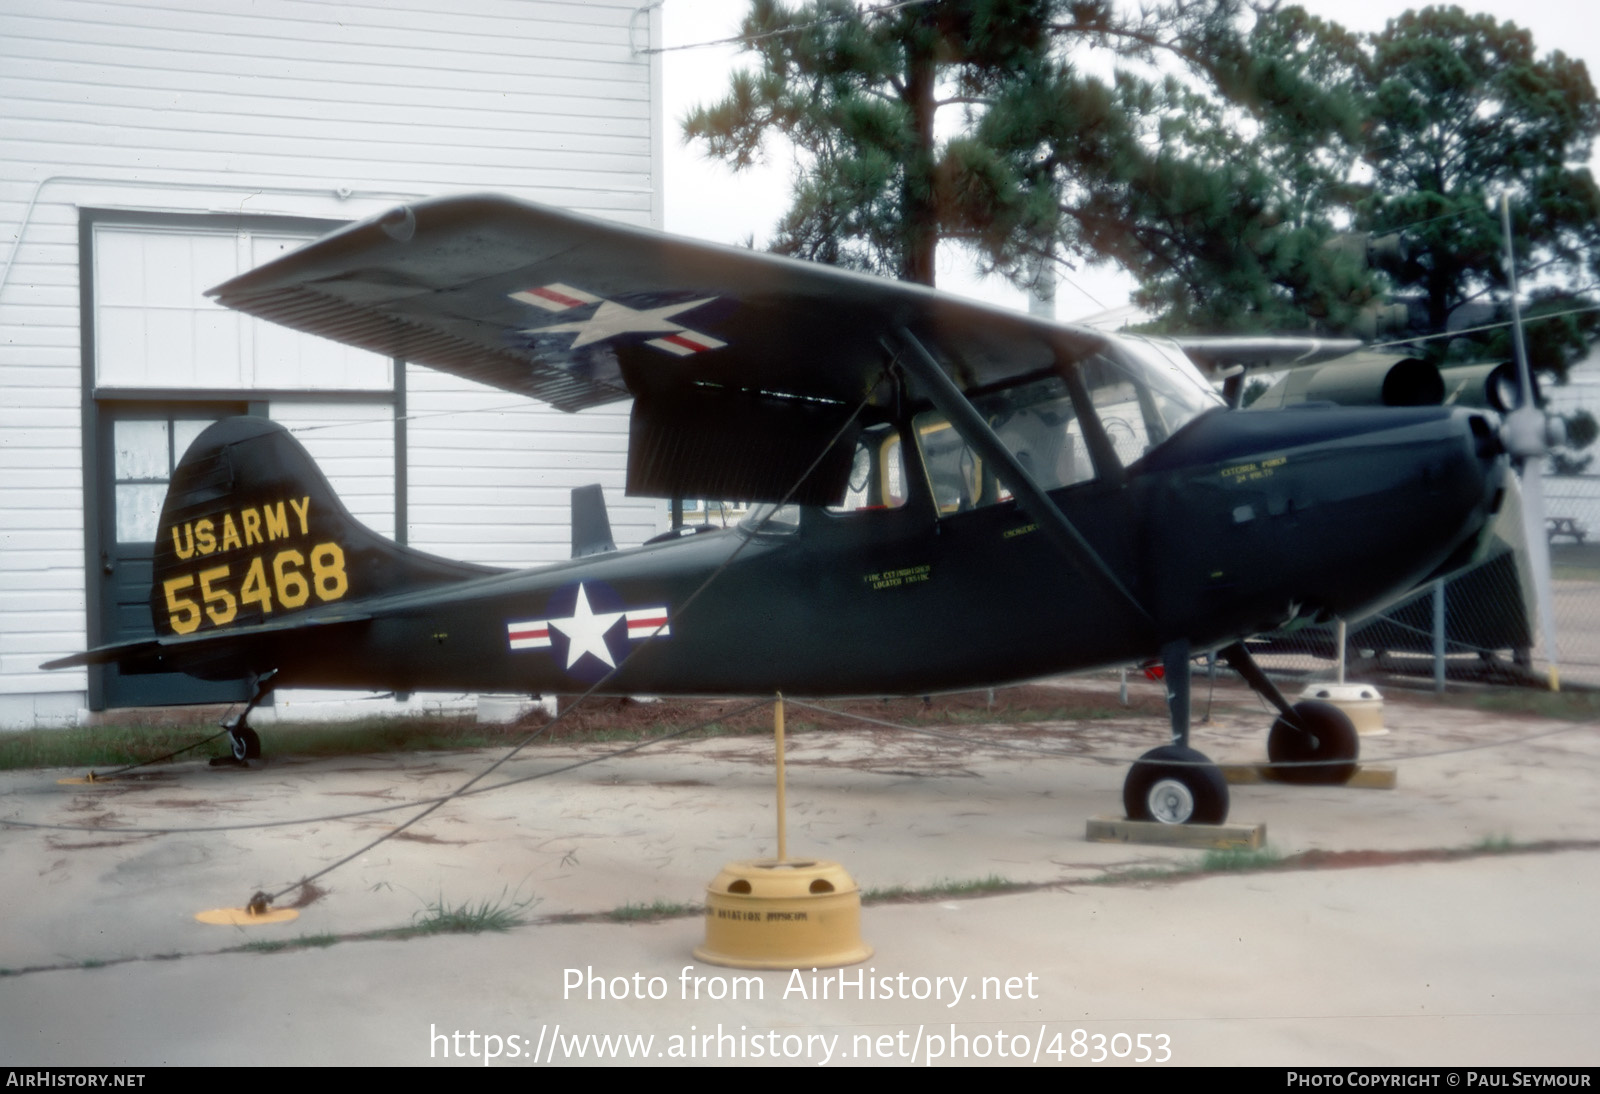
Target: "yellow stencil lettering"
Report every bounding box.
[240,556,273,614]
[195,519,216,555]
[263,502,288,541]
[242,508,262,546]
[288,496,311,536]
[170,524,195,560]
[220,514,242,553]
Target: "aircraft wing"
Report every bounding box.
[1170,336,1364,372]
[209,195,1105,505]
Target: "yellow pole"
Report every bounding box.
[774,692,787,863]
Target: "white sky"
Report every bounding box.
[657,0,1600,322]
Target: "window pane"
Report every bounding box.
[172,419,216,466]
[113,420,168,480]
[115,483,167,543]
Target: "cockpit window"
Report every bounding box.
[908,338,1221,516]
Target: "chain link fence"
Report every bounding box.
[1252,470,1600,691]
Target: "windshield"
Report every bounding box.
[1101,336,1223,441]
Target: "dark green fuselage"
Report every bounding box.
[170,403,1500,699]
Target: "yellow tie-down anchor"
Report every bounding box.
[694,695,872,970]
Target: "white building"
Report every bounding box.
[0,0,669,727]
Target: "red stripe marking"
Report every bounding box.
[509,626,549,642]
[661,333,703,352]
[529,286,586,309]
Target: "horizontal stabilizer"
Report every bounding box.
[42,611,371,679]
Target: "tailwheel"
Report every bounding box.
[211,673,274,767]
[1123,745,1229,826]
[230,726,262,762]
[1267,700,1358,785]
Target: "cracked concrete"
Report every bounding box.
[1,676,1596,1066]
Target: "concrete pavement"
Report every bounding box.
[2,677,1597,1066]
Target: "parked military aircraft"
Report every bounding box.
[45,195,1512,826]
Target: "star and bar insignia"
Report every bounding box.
[509,282,726,357]
[507,582,670,675]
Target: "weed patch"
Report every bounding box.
[864,874,1026,903]
[608,899,699,922]
[410,891,536,935]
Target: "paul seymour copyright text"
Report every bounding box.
[426,964,1175,1065]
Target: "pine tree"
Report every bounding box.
[684,0,1270,291]
[1360,6,1600,372]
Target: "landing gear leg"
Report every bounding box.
[211,671,276,767]
[1123,639,1230,825]
[1219,641,1358,784]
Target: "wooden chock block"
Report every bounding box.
[1085,816,1265,850]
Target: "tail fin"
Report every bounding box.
[152,417,496,638]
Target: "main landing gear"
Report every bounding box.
[210,671,276,767]
[1121,640,1360,825]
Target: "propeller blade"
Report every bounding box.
[1517,456,1560,689]
[1501,194,1559,689]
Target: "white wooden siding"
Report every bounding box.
[406,365,664,569]
[0,0,663,726]
[267,402,396,541]
[95,226,392,391]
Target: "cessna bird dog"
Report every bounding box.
[47,195,1511,826]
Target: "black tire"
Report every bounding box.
[230,726,262,762]
[1267,701,1357,784]
[1123,745,1229,825]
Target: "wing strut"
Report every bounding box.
[891,328,1154,629]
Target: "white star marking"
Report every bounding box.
[547,584,625,669]
[531,297,716,349]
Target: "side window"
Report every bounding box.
[912,416,978,513]
[989,394,1092,492]
[828,425,909,514]
[910,377,1093,516]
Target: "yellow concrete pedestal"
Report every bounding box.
[694,858,873,970]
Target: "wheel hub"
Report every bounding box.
[1147,778,1195,825]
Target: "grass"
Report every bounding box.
[225,892,537,956]
[0,684,1163,772]
[0,715,537,772]
[607,899,699,922]
[0,710,773,772]
[409,892,536,935]
[863,874,1026,903]
[1399,686,1600,722]
[1198,847,1283,872]
[236,933,340,954]
[1093,847,1282,885]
